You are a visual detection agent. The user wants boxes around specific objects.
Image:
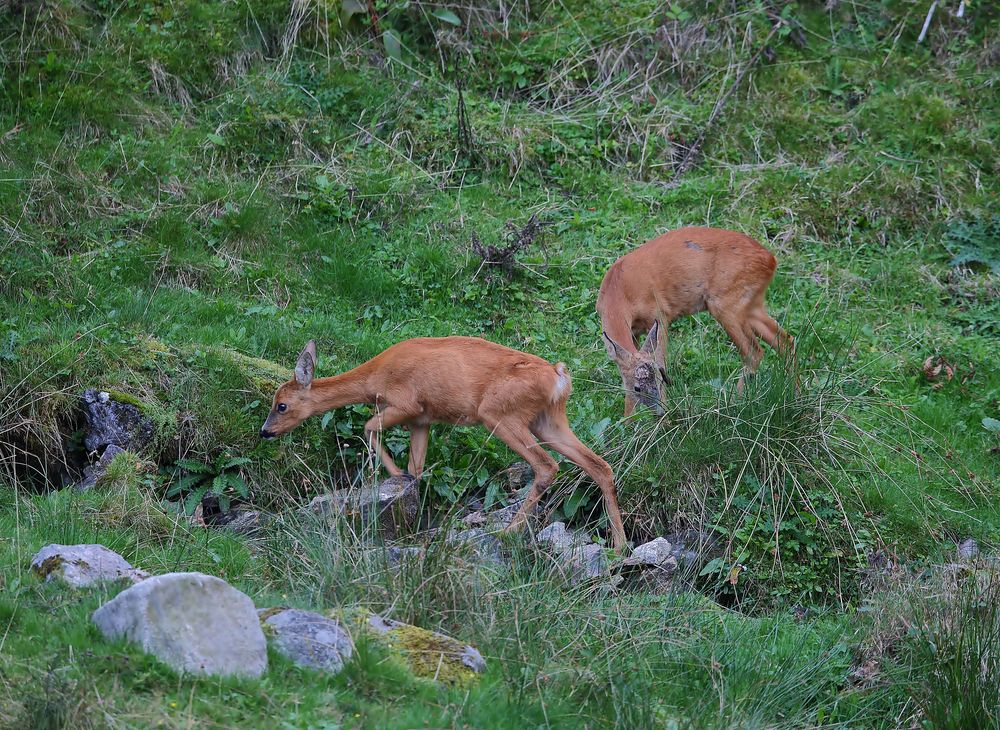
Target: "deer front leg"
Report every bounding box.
[406,424,430,478]
[364,407,411,477]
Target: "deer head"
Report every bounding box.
[602,320,667,415]
[260,340,316,439]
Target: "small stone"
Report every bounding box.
[958,538,980,560]
[31,544,148,588]
[92,572,267,678]
[536,522,607,582]
[75,444,128,492]
[215,509,268,537]
[536,522,587,552]
[447,527,504,565]
[259,608,353,674]
[505,461,535,492]
[623,537,675,567]
[309,475,418,539]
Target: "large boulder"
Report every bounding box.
[357,612,485,685]
[259,608,353,674]
[92,572,267,678]
[31,544,148,588]
[308,475,419,538]
[81,389,154,454]
[536,522,608,582]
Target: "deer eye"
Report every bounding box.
[277,403,287,413]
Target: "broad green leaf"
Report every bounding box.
[699,557,725,577]
[562,488,588,518]
[983,417,1000,434]
[341,0,366,20]
[432,8,461,25]
[207,133,225,146]
[383,29,402,63]
[321,411,334,430]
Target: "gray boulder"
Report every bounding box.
[309,475,418,538]
[81,389,153,454]
[662,530,723,573]
[259,608,353,674]
[536,522,608,582]
[75,444,127,492]
[92,572,267,678]
[31,544,148,588]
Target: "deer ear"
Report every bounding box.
[640,320,661,355]
[603,331,629,364]
[294,340,316,388]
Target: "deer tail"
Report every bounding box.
[551,362,573,403]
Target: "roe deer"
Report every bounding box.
[260,338,627,548]
[597,226,794,416]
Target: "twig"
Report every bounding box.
[671,21,782,183]
[917,1,937,44]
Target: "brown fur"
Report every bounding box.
[597,227,795,415]
[262,337,626,548]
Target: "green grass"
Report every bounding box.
[1,0,998,726]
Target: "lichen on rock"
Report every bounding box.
[336,608,485,686]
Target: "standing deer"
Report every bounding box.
[260,337,627,548]
[597,226,794,416]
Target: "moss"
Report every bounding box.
[31,555,64,580]
[334,608,482,687]
[104,389,145,409]
[213,347,293,391]
[258,606,287,622]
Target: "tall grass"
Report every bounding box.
[906,570,1000,729]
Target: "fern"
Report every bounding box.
[945,214,1000,274]
[167,452,252,515]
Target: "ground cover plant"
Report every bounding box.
[1,0,998,727]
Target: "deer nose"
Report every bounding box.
[260,428,276,439]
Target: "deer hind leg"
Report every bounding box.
[713,308,763,390]
[363,407,412,477]
[532,412,626,550]
[751,311,796,361]
[480,415,558,533]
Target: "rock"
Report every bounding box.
[385,545,424,564]
[259,608,353,674]
[309,475,418,539]
[81,389,154,454]
[661,530,723,573]
[31,544,148,588]
[958,538,980,561]
[75,444,128,492]
[623,537,676,568]
[213,508,268,537]
[92,572,267,678]
[505,461,534,492]
[619,537,679,592]
[536,522,608,582]
[362,613,485,684]
[447,527,504,565]
[484,499,533,530]
[536,521,587,552]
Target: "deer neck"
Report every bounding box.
[307,365,373,415]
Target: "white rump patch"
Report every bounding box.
[551,363,572,402]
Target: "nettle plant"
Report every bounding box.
[166,454,251,514]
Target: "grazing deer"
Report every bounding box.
[260,338,627,548]
[597,226,794,416]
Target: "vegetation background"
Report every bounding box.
[0,0,998,727]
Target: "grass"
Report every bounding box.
[1,0,998,726]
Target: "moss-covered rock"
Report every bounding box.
[336,608,485,686]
